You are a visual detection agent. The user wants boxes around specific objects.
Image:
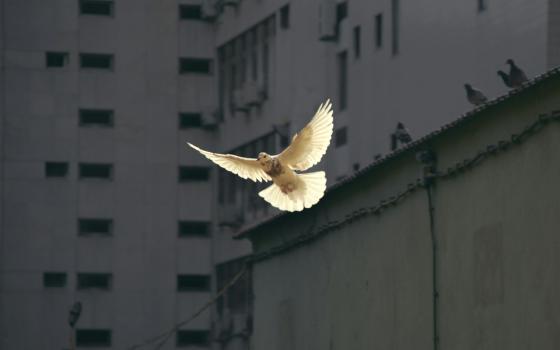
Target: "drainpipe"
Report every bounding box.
[416,150,439,350]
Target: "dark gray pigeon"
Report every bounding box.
[391,122,412,150]
[464,83,488,106]
[68,301,82,328]
[497,70,512,88]
[506,59,528,88]
[395,122,412,143]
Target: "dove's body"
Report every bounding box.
[262,158,294,192]
[188,99,333,212]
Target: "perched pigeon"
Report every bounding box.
[497,70,512,88]
[391,122,412,150]
[188,100,333,212]
[506,59,528,88]
[68,302,82,328]
[464,84,488,106]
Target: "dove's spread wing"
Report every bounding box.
[187,143,271,182]
[276,99,333,171]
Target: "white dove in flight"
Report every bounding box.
[187,99,334,212]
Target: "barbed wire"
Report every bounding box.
[248,110,560,263]
[127,263,248,350]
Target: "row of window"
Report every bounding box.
[75,218,210,237]
[78,0,211,24]
[43,272,211,291]
[46,51,212,74]
[73,329,210,347]
[45,163,210,182]
[42,108,208,129]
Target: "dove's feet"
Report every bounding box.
[280,183,296,194]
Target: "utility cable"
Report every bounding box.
[127,263,248,350]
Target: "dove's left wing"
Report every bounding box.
[188,143,271,182]
[276,99,333,171]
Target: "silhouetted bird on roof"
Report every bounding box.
[391,122,412,150]
[497,70,512,88]
[464,84,488,106]
[506,59,528,88]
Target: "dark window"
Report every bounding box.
[79,0,113,16]
[280,4,290,29]
[353,26,361,59]
[76,329,112,347]
[179,113,202,129]
[250,28,258,81]
[337,51,347,111]
[218,47,226,118]
[77,273,112,290]
[78,218,113,235]
[80,53,113,70]
[478,0,487,12]
[46,52,68,68]
[375,14,383,49]
[43,272,67,288]
[177,274,211,292]
[335,127,348,147]
[176,330,210,347]
[45,162,69,177]
[262,43,269,98]
[179,166,210,182]
[79,163,113,179]
[179,58,212,74]
[391,0,399,55]
[178,221,210,237]
[79,109,114,127]
[179,4,202,20]
[336,1,348,23]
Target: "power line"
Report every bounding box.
[127,263,248,350]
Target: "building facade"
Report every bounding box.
[239,69,560,350]
[0,0,216,348]
[0,0,559,349]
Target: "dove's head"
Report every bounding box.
[257,152,272,165]
[464,83,472,91]
[506,59,515,66]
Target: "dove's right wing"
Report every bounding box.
[276,99,333,171]
[187,143,271,182]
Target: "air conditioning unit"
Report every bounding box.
[244,81,262,107]
[232,314,250,334]
[318,0,337,41]
[201,109,219,129]
[232,88,249,112]
[258,81,268,100]
[201,0,218,21]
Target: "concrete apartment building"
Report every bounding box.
[0,0,558,349]
[0,0,216,348]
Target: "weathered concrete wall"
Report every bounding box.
[248,77,560,349]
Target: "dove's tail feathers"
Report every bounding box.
[258,171,327,212]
